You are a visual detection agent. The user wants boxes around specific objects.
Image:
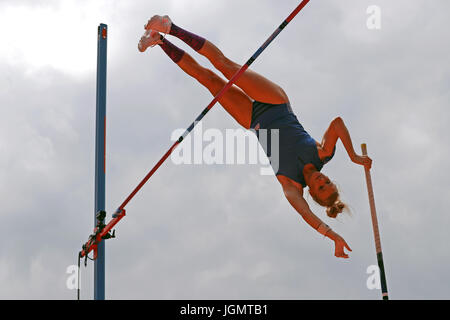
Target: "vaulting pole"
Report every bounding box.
[81,0,312,265]
[94,23,108,300]
[361,143,389,300]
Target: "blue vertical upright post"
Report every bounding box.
[95,23,107,300]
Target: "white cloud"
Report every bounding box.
[0,0,450,300]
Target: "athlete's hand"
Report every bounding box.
[333,234,352,259]
[351,154,372,170]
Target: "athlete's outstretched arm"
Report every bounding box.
[281,182,352,258]
[319,117,372,170]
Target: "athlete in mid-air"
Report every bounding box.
[138,15,372,259]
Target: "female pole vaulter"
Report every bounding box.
[138,15,372,259]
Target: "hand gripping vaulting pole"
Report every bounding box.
[80,0,311,259]
[361,143,389,300]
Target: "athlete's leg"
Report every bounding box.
[179,53,253,128]
[139,32,253,128]
[145,16,289,104]
[198,40,290,105]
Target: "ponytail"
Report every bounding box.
[326,200,346,218]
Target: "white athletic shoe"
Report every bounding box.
[138,29,162,52]
[144,15,172,34]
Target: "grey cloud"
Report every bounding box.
[0,0,449,299]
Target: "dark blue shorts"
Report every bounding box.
[250,100,335,187]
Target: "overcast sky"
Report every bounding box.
[0,0,449,300]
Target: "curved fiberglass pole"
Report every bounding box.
[361,143,389,300]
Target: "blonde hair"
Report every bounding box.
[325,200,346,218]
[310,189,347,219]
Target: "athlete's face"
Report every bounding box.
[308,172,337,202]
